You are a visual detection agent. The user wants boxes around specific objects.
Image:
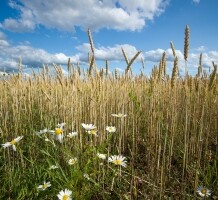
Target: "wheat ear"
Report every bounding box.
[184,25,190,75]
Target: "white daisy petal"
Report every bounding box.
[49,165,59,170]
[12,145,16,151]
[57,134,64,143]
[106,126,116,133]
[14,136,24,142]
[1,142,12,148]
[111,113,127,118]
[97,153,107,160]
[67,132,78,138]
[82,123,96,130]
[35,128,48,135]
[56,122,66,130]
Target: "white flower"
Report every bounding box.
[87,129,98,136]
[81,123,96,131]
[106,126,116,133]
[97,153,107,160]
[83,173,91,180]
[111,113,127,118]
[108,155,127,167]
[38,181,51,190]
[48,127,64,143]
[196,186,211,197]
[1,136,23,151]
[57,189,72,200]
[49,165,59,170]
[68,158,78,165]
[35,128,48,135]
[67,132,78,138]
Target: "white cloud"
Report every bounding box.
[2,1,36,32]
[3,18,36,33]
[193,45,206,52]
[193,0,200,3]
[1,0,169,32]
[0,31,6,39]
[76,43,140,61]
[0,37,79,71]
[115,67,125,72]
[0,40,10,47]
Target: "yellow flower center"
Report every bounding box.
[55,128,63,135]
[62,194,69,200]
[10,139,16,145]
[118,113,123,117]
[113,159,122,165]
[90,130,97,135]
[201,188,207,194]
[43,183,48,189]
[69,159,77,165]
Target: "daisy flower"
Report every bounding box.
[57,189,72,200]
[1,136,23,151]
[87,129,98,137]
[111,113,127,118]
[67,132,78,138]
[108,155,127,167]
[48,123,65,143]
[38,181,51,191]
[49,165,59,170]
[196,186,211,197]
[81,123,96,131]
[106,126,116,133]
[83,173,91,181]
[97,153,107,160]
[35,128,48,135]
[68,158,78,165]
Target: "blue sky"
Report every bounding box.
[0,0,218,75]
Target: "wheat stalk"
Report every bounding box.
[141,57,145,69]
[122,48,129,65]
[171,56,178,88]
[197,53,203,77]
[125,51,141,76]
[184,25,190,75]
[88,28,95,55]
[170,42,176,58]
[208,62,217,90]
[105,60,109,77]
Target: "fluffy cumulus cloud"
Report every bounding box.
[1,0,169,32]
[0,36,79,71]
[76,43,140,61]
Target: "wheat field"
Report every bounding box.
[0,27,217,199]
